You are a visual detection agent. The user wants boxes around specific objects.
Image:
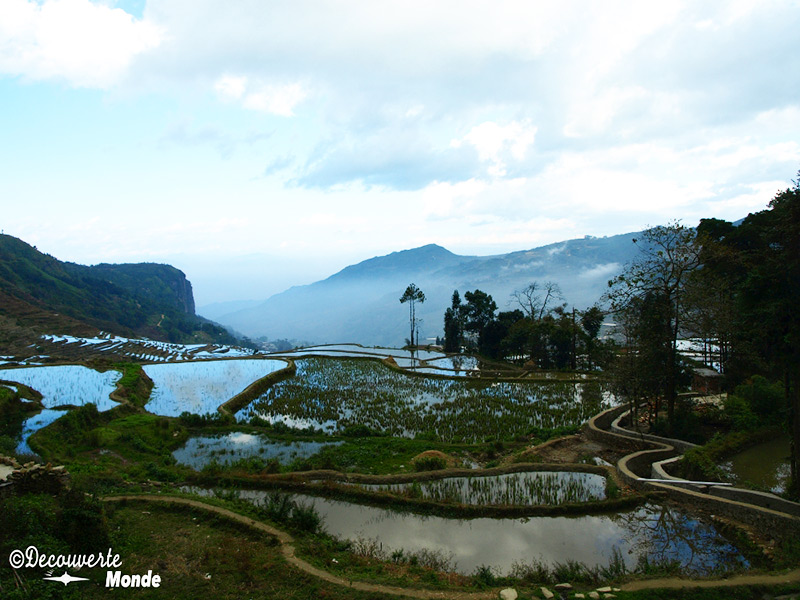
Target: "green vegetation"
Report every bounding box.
[0,383,37,454]
[241,357,606,442]
[0,232,237,344]
[114,363,153,408]
[443,284,610,370]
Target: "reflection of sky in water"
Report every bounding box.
[278,345,446,361]
[15,409,68,455]
[173,432,342,468]
[0,366,120,410]
[188,488,747,576]
[143,359,287,416]
[425,356,479,370]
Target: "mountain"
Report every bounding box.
[0,234,235,345]
[216,233,641,346]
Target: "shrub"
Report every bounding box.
[290,502,323,534]
[413,456,447,472]
[472,564,497,587]
[723,395,759,431]
[734,375,784,421]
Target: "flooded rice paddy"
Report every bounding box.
[1,365,122,454]
[348,471,607,505]
[189,487,748,576]
[173,432,342,469]
[238,358,610,442]
[0,365,120,410]
[143,359,288,417]
[15,408,68,455]
[720,435,791,494]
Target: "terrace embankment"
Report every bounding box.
[189,462,645,519]
[217,359,296,416]
[585,404,800,543]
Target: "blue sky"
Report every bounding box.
[2,0,799,305]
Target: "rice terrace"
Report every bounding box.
[3,316,800,599]
[6,2,800,597]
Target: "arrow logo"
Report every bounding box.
[43,572,90,586]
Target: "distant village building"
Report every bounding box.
[692,367,723,395]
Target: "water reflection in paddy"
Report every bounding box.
[349,471,607,505]
[191,487,748,576]
[143,359,287,417]
[173,432,342,469]
[15,408,67,455]
[239,358,609,442]
[720,435,791,494]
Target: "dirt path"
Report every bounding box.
[103,494,800,597]
[621,570,800,591]
[103,494,496,600]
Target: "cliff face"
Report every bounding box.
[88,263,196,315]
[0,234,231,344]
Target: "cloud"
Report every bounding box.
[0,0,162,88]
[295,125,482,190]
[263,155,294,177]
[214,74,308,116]
[159,119,273,158]
[451,120,537,177]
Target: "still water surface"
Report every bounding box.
[188,487,748,576]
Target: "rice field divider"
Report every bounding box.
[187,463,647,519]
[218,359,296,416]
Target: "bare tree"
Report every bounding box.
[605,222,700,430]
[511,281,564,321]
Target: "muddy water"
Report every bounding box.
[721,435,791,493]
[189,487,748,576]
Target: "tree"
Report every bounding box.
[511,281,563,321]
[580,305,605,370]
[605,222,700,431]
[399,283,425,347]
[443,290,464,352]
[462,290,497,351]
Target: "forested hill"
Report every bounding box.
[0,234,233,344]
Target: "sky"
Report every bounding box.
[1,0,799,306]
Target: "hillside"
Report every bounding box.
[0,234,235,346]
[213,233,641,346]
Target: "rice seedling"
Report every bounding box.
[352,471,607,506]
[0,365,120,410]
[239,358,610,443]
[143,358,287,416]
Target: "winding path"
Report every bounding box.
[103,494,496,600]
[103,493,800,597]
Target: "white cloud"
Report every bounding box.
[213,75,307,116]
[213,74,246,100]
[452,120,537,177]
[0,0,162,88]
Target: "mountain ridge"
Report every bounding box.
[0,234,235,345]
[213,231,642,346]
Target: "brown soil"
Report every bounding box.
[518,433,625,465]
[411,450,458,468]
